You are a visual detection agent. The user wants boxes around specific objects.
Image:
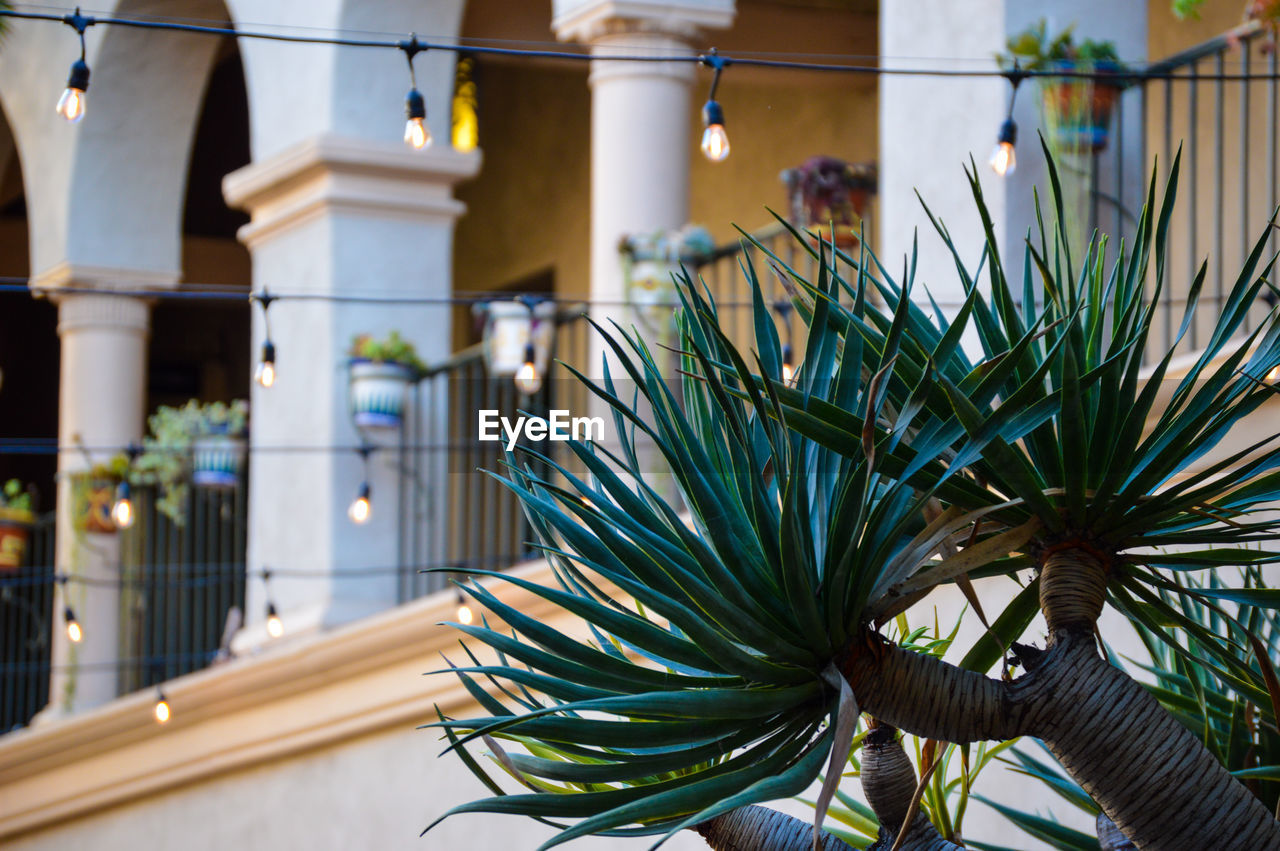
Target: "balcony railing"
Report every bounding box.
[1091,21,1278,361]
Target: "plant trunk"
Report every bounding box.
[693,806,853,851]
[695,549,1280,849]
[861,725,965,851]
[1097,813,1137,851]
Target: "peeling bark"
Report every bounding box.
[1097,813,1136,851]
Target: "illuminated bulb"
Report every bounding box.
[266,602,284,638]
[112,481,134,530]
[348,482,371,524]
[781,344,795,383]
[154,692,171,724]
[989,119,1017,177]
[457,594,474,626]
[64,607,82,643]
[404,88,431,150]
[255,340,276,388]
[55,60,90,123]
[514,343,542,395]
[700,100,729,162]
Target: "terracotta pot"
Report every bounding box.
[0,507,34,569]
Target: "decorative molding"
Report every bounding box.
[552,0,735,44]
[0,558,582,841]
[54,292,152,337]
[31,262,180,294]
[223,135,483,248]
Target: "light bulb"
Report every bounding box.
[112,482,134,530]
[514,343,541,395]
[989,119,1017,177]
[701,124,730,162]
[266,602,284,638]
[700,99,729,162]
[404,88,431,150]
[457,602,474,625]
[781,344,795,383]
[154,693,171,724]
[56,87,86,123]
[255,341,276,387]
[348,483,371,524]
[65,607,82,643]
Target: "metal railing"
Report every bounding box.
[1091,21,1277,361]
[0,513,55,731]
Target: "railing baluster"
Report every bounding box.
[1188,60,1199,351]
[1214,52,1225,324]
[1241,41,1252,333]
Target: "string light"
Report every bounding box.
[64,606,82,643]
[153,689,171,724]
[514,342,541,395]
[699,51,730,162]
[990,67,1023,178]
[112,443,140,528]
[263,569,284,638]
[456,590,474,626]
[781,344,795,383]
[55,10,92,124]
[401,36,431,150]
[348,445,373,524]
[774,301,796,384]
[254,291,277,388]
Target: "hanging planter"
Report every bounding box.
[192,431,248,488]
[479,299,557,384]
[781,157,877,249]
[0,480,35,570]
[348,331,425,429]
[1041,61,1125,154]
[619,225,715,336]
[998,21,1129,155]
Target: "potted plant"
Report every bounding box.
[619,224,715,335]
[72,454,129,534]
[998,21,1129,153]
[780,156,877,248]
[0,479,35,569]
[133,399,250,524]
[348,331,426,429]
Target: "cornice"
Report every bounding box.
[0,558,573,840]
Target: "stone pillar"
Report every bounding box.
[553,0,735,378]
[224,137,479,644]
[879,0,1147,320]
[40,280,157,713]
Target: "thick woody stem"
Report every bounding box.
[692,806,853,851]
[1039,548,1108,634]
[842,637,1028,744]
[861,726,964,851]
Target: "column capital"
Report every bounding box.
[53,292,152,338]
[552,0,734,45]
[223,135,483,249]
[31,262,179,295]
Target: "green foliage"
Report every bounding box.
[0,478,32,513]
[348,330,427,374]
[425,239,1005,848]
[997,20,1124,71]
[132,399,249,524]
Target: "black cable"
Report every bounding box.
[4,6,1277,83]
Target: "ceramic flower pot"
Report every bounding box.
[1042,62,1125,153]
[349,360,415,429]
[192,433,247,487]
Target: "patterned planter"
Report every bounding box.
[77,477,119,534]
[1042,61,1125,154]
[782,156,877,249]
[349,360,414,429]
[482,300,556,377]
[192,434,247,487]
[0,507,34,569]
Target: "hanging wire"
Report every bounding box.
[3,6,1275,82]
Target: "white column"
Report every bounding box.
[224,137,479,644]
[554,0,735,377]
[41,283,156,713]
